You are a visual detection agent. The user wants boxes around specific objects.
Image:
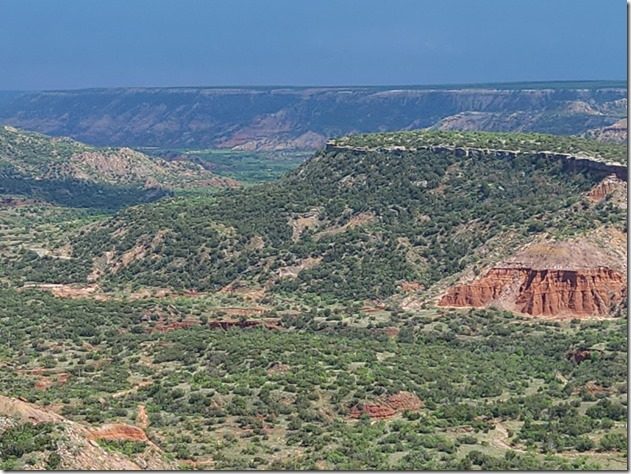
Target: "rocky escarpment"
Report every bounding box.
[587,174,627,205]
[583,118,628,144]
[0,84,625,150]
[349,392,422,420]
[438,240,627,317]
[325,143,628,180]
[440,267,625,317]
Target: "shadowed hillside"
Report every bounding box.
[0,126,237,209]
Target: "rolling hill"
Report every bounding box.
[0,126,237,209]
[0,129,627,470]
[8,130,626,318]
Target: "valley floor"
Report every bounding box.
[0,287,627,470]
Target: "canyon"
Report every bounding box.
[0,83,625,150]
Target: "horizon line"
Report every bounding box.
[0,79,626,93]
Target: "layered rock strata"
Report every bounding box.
[438,239,626,317]
[439,267,626,317]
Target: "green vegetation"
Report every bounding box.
[0,173,169,210]
[142,148,310,184]
[333,130,627,163]
[0,127,230,210]
[13,135,623,301]
[0,289,626,469]
[0,130,626,470]
[0,422,58,470]
[98,440,148,456]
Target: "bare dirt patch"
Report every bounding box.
[34,372,70,391]
[314,211,376,240]
[276,257,322,279]
[88,423,148,442]
[349,391,422,420]
[289,210,321,241]
[136,405,149,430]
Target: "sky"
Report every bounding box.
[0,0,625,90]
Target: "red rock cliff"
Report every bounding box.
[587,174,627,204]
[439,267,626,317]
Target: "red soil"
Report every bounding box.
[349,391,422,420]
[439,237,627,318]
[34,372,70,391]
[88,423,148,442]
[587,174,626,202]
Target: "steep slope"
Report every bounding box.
[438,233,627,317]
[0,395,175,470]
[582,118,628,144]
[0,83,625,150]
[10,131,626,317]
[0,126,237,209]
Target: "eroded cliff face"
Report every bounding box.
[587,174,627,205]
[325,143,628,181]
[439,267,626,317]
[0,86,625,149]
[438,238,627,317]
[583,118,628,144]
[0,395,176,470]
[349,391,422,420]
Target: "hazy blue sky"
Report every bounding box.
[0,0,625,90]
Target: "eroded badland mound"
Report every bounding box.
[349,392,423,420]
[439,234,627,317]
[0,126,237,209]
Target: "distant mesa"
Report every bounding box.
[0,84,625,150]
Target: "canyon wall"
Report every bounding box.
[325,143,628,180]
[0,85,625,149]
[439,267,626,317]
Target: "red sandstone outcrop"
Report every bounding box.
[587,174,627,206]
[438,240,626,317]
[0,395,175,469]
[88,423,148,442]
[349,391,422,420]
[440,267,625,317]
